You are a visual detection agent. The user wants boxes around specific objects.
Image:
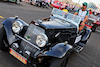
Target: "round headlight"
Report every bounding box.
[12,21,23,33]
[36,33,48,47]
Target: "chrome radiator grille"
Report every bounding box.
[21,41,38,55]
[20,24,45,56]
[24,24,45,45]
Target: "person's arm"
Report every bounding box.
[74,12,78,15]
[42,17,50,21]
[82,15,88,23]
[74,9,79,15]
[72,9,79,20]
[72,12,78,20]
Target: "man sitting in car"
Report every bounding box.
[74,2,89,31]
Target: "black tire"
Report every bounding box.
[0,27,9,51]
[50,52,70,67]
[91,24,97,32]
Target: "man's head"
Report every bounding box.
[82,2,88,11]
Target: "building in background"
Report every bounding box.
[87,3,97,10]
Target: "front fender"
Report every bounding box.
[2,17,29,45]
[39,43,73,58]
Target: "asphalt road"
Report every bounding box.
[0,2,100,67]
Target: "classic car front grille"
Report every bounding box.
[24,24,45,45]
[20,24,45,56]
[21,40,39,57]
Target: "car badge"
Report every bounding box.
[26,36,31,40]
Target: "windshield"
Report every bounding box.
[51,8,82,26]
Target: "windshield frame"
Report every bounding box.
[51,8,82,32]
[51,8,81,25]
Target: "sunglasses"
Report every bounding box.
[83,4,86,6]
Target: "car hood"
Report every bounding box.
[39,20,77,30]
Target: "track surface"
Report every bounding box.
[0,2,100,67]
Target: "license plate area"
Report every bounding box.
[10,48,27,64]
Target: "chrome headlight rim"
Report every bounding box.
[36,33,48,47]
[12,20,23,33]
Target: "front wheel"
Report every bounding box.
[50,52,70,67]
[0,27,9,51]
